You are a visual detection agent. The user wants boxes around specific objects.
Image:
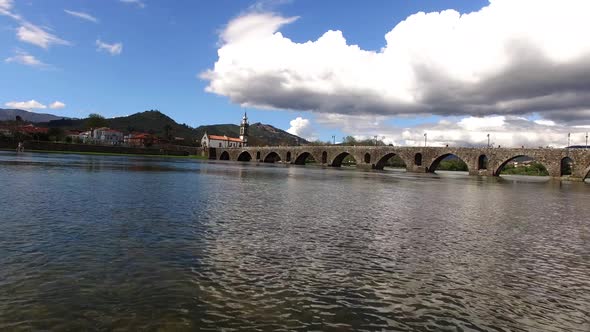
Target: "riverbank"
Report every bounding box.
[0,140,203,158]
[0,146,206,159]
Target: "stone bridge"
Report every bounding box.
[209,146,590,181]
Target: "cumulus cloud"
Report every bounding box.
[120,0,145,8]
[315,113,587,148]
[64,9,98,23]
[203,0,590,125]
[49,101,66,109]
[96,39,123,55]
[5,50,47,67]
[287,116,316,140]
[5,100,47,110]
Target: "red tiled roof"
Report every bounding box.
[18,125,48,134]
[208,134,242,143]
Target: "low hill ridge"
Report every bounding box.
[40,110,307,146]
[0,108,65,123]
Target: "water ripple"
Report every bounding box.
[0,151,589,331]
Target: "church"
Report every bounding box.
[200,113,249,148]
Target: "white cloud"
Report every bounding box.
[316,113,584,148]
[534,119,556,126]
[17,22,70,48]
[0,0,18,19]
[49,101,66,109]
[286,116,316,140]
[5,50,47,67]
[64,9,98,23]
[203,1,590,125]
[0,0,12,12]
[1,1,69,48]
[248,0,292,12]
[96,39,123,55]
[457,116,505,131]
[120,0,145,8]
[5,100,47,110]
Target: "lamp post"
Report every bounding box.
[567,133,571,148]
[332,135,335,145]
[586,132,588,149]
[373,135,378,146]
[424,133,427,147]
[487,133,490,148]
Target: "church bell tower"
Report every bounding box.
[240,112,249,146]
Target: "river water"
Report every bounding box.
[0,151,589,331]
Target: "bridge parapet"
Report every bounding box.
[210,146,590,181]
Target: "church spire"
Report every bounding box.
[240,111,249,146]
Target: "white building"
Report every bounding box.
[201,133,244,148]
[201,113,249,148]
[80,127,124,145]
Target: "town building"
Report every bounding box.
[80,127,124,145]
[200,112,249,148]
[201,133,244,148]
[124,133,157,147]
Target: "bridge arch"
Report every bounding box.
[374,153,407,171]
[428,153,470,173]
[219,151,230,161]
[331,152,357,167]
[495,155,549,176]
[237,151,252,162]
[560,157,574,176]
[263,151,281,163]
[294,152,315,165]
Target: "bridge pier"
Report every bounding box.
[355,163,373,171]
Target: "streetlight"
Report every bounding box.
[487,133,490,148]
[424,133,427,147]
[373,135,378,146]
[332,135,335,145]
[586,132,588,149]
[567,133,571,148]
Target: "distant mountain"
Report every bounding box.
[43,110,307,146]
[0,108,65,122]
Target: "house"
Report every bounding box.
[81,127,124,145]
[94,128,124,145]
[79,131,92,142]
[66,130,83,142]
[124,133,156,147]
[17,124,48,135]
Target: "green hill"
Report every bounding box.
[194,122,307,146]
[43,110,307,146]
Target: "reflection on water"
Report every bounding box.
[0,151,589,331]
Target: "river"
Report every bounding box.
[0,151,589,331]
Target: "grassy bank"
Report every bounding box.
[1,148,207,159]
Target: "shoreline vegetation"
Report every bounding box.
[0,148,207,159]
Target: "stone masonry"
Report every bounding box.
[210,146,590,181]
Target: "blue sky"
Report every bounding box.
[2,0,590,147]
